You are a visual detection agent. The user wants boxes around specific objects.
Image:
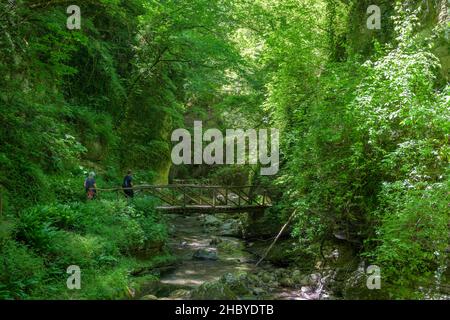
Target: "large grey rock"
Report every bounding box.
[193,249,218,261]
[218,219,242,237]
[204,215,222,227]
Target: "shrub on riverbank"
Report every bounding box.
[0,196,169,299]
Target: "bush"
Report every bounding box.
[70,198,166,253]
[8,193,169,299]
[73,201,144,254]
[70,267,131,300]
[131,197,167,244]
[131,196,161,217]
[18,204,79,249]
[0,240,46,299]
[45,231,106,270]
[366,181,449,298]
[48,175,86,204]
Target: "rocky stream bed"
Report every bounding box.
[138,213,336,300]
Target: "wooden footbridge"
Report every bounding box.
[98,183,272,214]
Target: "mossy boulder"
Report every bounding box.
[169,289,191,300]
[220,273,253,296]
[190,281,237,300]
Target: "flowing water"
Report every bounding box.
[160,214,256,287]
[146,213,326,300]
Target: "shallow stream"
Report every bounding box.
[144,213,326,300]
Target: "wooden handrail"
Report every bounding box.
[86,184,272,211]
[93,184,273,191]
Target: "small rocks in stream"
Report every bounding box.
[193,248,218,261]
[310,273,321,284]
[140,294,158,300]
[179,241,188,248]
[300,286,322,300]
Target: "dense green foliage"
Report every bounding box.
[198,0,449,298]
[0,0,448,299]
[245,0,449,298]
[1,197,168,299]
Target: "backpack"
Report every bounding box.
[85,178,95,191]
[123,176,131,188]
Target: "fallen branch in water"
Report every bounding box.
[255,209,298,267]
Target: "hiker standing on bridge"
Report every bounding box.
[122,170,134,198]
[84,172,97,200]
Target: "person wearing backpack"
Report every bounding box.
[122,170,134,198]
[84,172,97,200]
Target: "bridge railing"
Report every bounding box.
[95,184,272,210]
[171,178,212,185]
